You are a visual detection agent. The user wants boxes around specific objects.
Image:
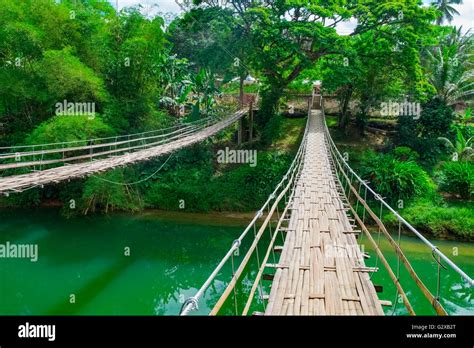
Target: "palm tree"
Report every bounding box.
[459,107,472,126]
[432,0,463,25]
[438,127,474,161]
[423,27,474,105]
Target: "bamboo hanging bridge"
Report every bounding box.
[180,95,474,316]
[0,94,472,315]
[0,109,248,194]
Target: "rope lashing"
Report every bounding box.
[370,196,385,281]
[432,246,447,304]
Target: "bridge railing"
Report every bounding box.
[180,106,311,316]
[0,117,215,173]
[321,96,473,315]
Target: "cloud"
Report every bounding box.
[111,0,181,12]
[451,1,474,33]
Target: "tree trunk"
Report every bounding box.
[260,85,283,125]
[239,75,245,109]
[339,85,353,130]
[258,83,284,144]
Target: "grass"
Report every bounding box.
[271,116,306,152]
[385,200,474,241]
[221,82,260,94]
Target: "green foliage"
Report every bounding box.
[396,97,455,163]
[81,169,143,213]
[144,149,291,212]
[419,97,455,138]
[260,112,285,145]
[385,200,474,240]
[393,146,420,162]
[25,115,114,144]
[423,26,473,104]
[36,48,107,104]
[436,161,474,199]
[359,152,435,202]
[135,109,175,133]
[438,127,473,161]
[0,0,116,142]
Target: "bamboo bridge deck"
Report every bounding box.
[264,109,384,315]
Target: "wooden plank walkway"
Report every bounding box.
[264,109,384,315]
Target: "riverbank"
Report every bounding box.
[326,114,474,242]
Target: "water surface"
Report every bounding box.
[0,209,472,315]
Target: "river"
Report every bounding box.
[0,209,472,315]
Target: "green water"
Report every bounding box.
[0,209,472,315]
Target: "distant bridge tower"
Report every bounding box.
[312,80,322,110]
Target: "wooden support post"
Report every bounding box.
[238,117,243,146]
[249,102,253,142]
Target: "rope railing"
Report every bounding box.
[320,95,473,315]
[179,105,311,316]
[0,109,247,194]
[0,116,213,153]
[0,118,215,171]
[0,123,208,171]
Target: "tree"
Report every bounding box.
[423,27,474,105]
[0,0,115,143]
[103,6,167,131]
[432,0,463,25]
[168,6,252,108]
[194,0,437,128]
[320,27,434,132]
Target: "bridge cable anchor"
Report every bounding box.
[180,297,199,314]
[232,239,241,249]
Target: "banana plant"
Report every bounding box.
[438,127,474,161]
[459,107,472,126]
[157,53,193,116]
[188,68,221,120]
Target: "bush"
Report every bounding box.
[143,148,292,212]
[395,97,455,164]
[360,153,435,202]
[393,146,419,162]
[385,200,474,240]
[26,115,115,144]
[418,97,455,138]
[80,169,143,213]
[436,161,474,199]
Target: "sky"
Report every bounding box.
[109,0,474,34]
